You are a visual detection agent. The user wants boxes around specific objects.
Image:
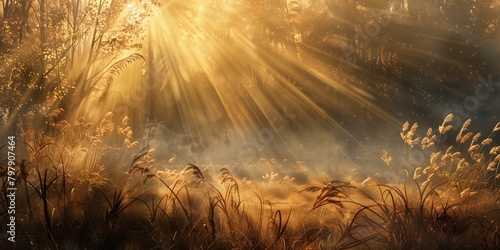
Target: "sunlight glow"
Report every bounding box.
[2,1,499,248]
[117,0,401,164]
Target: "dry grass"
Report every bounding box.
[1,111,499,249]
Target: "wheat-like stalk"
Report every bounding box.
[492,122,500,133]
[456,118,471,142]
[439,113,454,134]
[413,167,423,180]
[459,132,473,144]
[300,181,353,212]
[381,150,392,166]
[490,146,500,155]
[470,132,481,146]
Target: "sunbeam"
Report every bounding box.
[1,0,500,248]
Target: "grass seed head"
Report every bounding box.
[456,118,472,142]
[481,138,493,146]
[401,121,410,139]
[439,125,453,135]
[459,132,473,144]
[443,113,454,124]
[408,137,421,148]
[495,154,500,162]
[456,159,468,172]
[471,133,481,145]
[402,121,409,132]
[381,150,392,166]
[427,127,433,137]
[430,152,441,165]
[460,188,477,198]
[121,116,129,127]
[493,122,500,133]
[413,167,423,180]
[487,162,497,171]
[439,114,454,134]
[490,146,500,155]
[468,144,480,155]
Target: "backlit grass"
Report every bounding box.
[1,111,499,249]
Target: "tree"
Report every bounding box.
[1,0,159,137]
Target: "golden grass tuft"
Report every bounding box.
[1,111,499,249]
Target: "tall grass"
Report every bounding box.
[1,111,499,249]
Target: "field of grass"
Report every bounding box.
[1,112,499,249]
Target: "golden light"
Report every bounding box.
[104,0,404,165]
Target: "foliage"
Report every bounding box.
[1,0,159,135]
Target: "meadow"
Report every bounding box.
[1,111,499,249]
[1,1,500,249]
